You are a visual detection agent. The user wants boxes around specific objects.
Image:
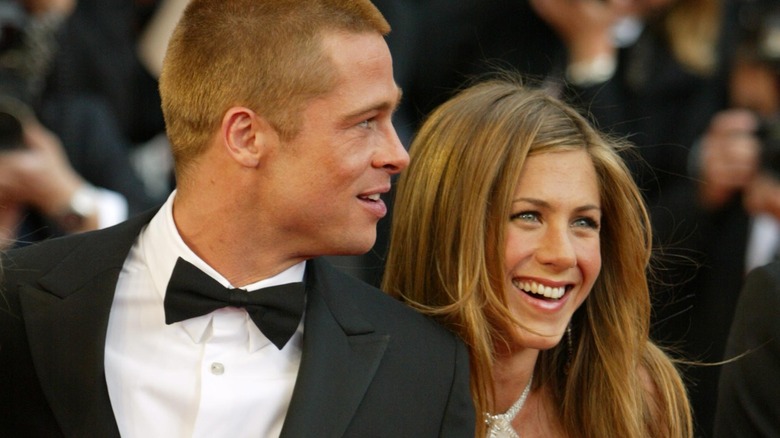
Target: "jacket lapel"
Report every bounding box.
[19,213,387,437]
[18,210,157,437]
[280,259,389,438]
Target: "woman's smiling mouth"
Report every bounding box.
[512,279,571,300]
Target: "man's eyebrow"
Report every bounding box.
[342,86,403,121]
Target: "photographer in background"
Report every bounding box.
[0,0,159,249]
[697,0,780,272]
[0,114,128,247]
[0,0,156,247]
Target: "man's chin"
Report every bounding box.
[330,235,377,257]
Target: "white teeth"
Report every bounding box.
[363,193,381,201]
[512,279,566,300]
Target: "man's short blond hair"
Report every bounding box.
[159,0,390,173]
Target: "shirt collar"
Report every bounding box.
[139,190,306,351]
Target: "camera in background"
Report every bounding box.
[736,0,780,176]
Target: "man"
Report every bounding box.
[714,260,780,437]
[0,1,475,436]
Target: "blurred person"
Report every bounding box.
[0,0,161,247]
[45,0,166,145]
[26,0,177,203]
[401,0,567,124]
[698,0,780,226]
[383,78,692,438]
[0,115,127,248]
[0,0,76,100]
[0,1,474,436]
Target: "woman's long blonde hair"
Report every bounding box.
[382,78,692,437]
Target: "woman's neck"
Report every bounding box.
[491,347,539,413]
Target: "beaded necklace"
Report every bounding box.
[484,375,533,438]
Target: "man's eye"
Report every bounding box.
[358,119,373,128]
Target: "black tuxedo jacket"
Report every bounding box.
[0,210,475,437]
[714,261,780,437]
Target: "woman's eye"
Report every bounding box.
[510,211,539,222]
[573,217,600,230]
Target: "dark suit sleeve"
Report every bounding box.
[714,262,780,437]
[440,337,477,437]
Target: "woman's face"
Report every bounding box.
[503,149,602,351]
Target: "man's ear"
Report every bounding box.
[221,107,278,168]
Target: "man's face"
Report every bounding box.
[263,31,408,257]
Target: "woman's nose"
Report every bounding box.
[536,225,576,269]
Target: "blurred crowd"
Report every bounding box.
[1,0,778,436]
[0,0,173,249]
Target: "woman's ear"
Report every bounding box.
[221,107,278,168]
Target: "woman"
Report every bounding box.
[382,78,692,437]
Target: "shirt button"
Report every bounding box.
[210,362,225,375]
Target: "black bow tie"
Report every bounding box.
[164,257,305,349]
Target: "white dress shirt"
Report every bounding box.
[746,213,780,272]
[105,191,305,437]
